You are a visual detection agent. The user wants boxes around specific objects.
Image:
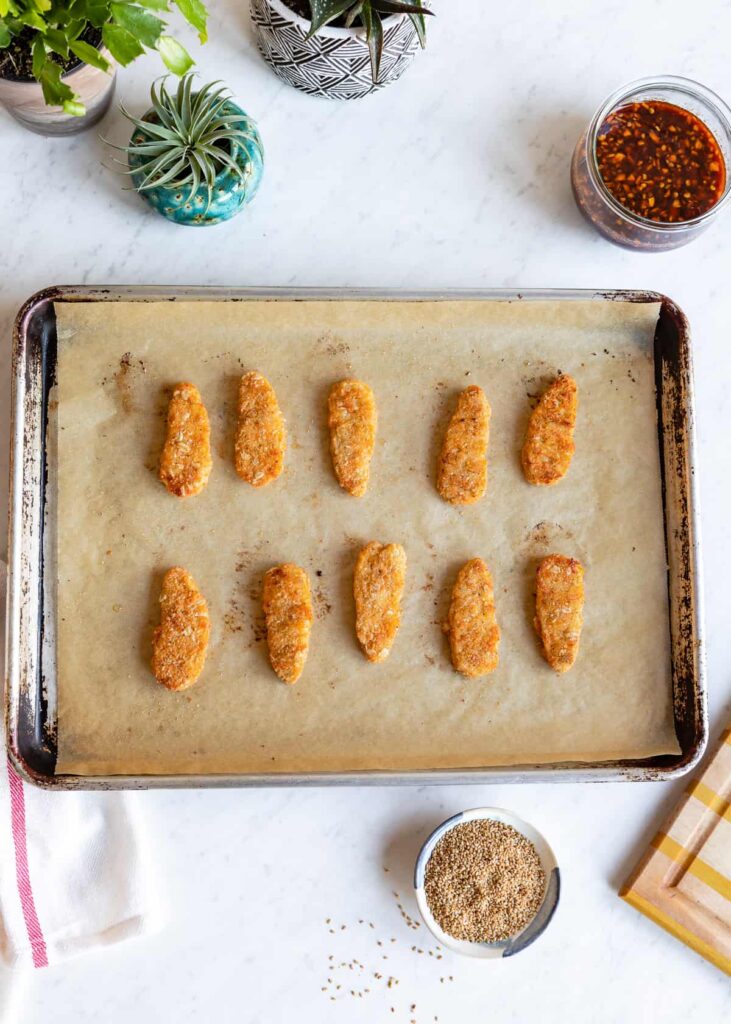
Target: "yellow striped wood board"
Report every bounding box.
[620,727,731,976]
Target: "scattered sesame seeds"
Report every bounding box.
[320,880,458,1015]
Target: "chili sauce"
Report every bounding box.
[596,100,726,223]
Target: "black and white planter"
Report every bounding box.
[249,0,421,99]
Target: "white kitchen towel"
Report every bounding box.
[0,963,27,1023]
[0,558,161,973]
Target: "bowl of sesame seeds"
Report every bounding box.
[414,807,560,959]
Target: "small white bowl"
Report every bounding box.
[414,807,560,959]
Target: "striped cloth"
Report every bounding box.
[0,559,161,1013]
[621,727,731,976]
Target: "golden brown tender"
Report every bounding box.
[262,564,313,685]
[159,382,213,497]
[151,567,210,691]
[353,542,407,663]
[534,554,584,673]
[327,379,377,497]
[437,385,490,505]
[445,558,500,678]
[235,371,286,487]
[521,374,578,486]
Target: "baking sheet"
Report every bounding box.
[53,298,679,776]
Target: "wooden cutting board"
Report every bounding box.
[621,727,731,975]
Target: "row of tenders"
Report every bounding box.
[150,370,584,690]
[150,550,585,691]
[157,373,378,499]
[156,371,579,501]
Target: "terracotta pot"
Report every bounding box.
[249,0,421,99]
[0,47,116,135]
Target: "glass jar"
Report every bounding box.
[571,76,731,251]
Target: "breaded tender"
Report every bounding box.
[151,567,210,691]
[353,542,407,663]
[522,374,578,486]
[159,382,212,497]
[235,371,286,487]
[437,385,490,505]
[328,379,377,497]
[534,554,584,672]
[445,558,501,677]
[262,564,313,684]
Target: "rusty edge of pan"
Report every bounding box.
[4,286,708,789]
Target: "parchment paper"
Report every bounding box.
[54,298,678,775]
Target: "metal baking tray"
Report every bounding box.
[5,286,708,789]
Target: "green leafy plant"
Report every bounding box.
[111,74,262,212]
[0,0,208,114]
[305,0,433,83]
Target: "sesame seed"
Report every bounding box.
[424,819,545,943]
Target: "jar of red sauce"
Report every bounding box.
[571,76,731,251]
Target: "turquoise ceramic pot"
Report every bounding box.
[128,99,264,226]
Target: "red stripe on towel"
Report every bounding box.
[7,760,49,968]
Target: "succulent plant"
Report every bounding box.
[111,74,264,215]
[305,0,433,83]
[0,0,208,114]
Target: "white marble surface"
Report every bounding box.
[2,0,731,1020]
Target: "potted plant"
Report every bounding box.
[110,74,264,226]
[250,0,432,99]
[0,0,208,135]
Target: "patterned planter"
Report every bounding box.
[0,47,116,136]
[249,0,421,99]
[128,100,264,227]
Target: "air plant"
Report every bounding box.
[111,74,263,214]
[306,0,433,83]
